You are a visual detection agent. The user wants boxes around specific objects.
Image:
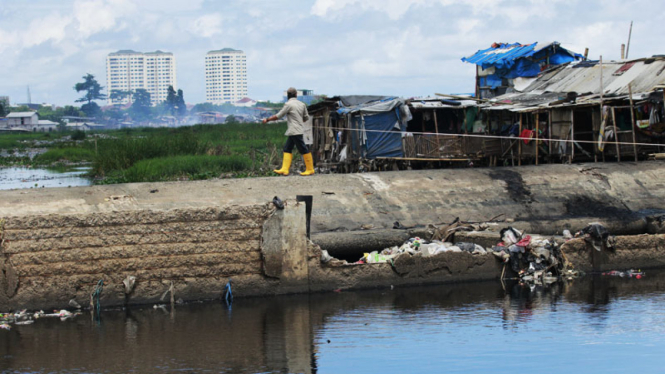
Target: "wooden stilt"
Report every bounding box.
[535,112,540,165]
[570,110,575,163]
[518,113,523,166]
[611,107,621,162]
[628,84,638,161]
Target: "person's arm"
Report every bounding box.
[263,103,290,124]
[262,115,278,124]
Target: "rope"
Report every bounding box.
[90,279,103,313]
[309,124,665,149]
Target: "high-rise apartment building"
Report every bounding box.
[205,48,247,104]
[106,50,177,106]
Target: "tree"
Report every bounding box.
[110,89,132,105]
[225,115,237,123]
[81,102,101,118]
[165,86,177,115]
[176,89,186,117]
[130,89,152,121]
[74,74,105,107]
[0,101,6,117]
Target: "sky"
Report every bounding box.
[0,0,664,106]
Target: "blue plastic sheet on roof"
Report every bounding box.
[462,42,583,71]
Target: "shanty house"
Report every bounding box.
[462,42,584,99]
[483,56,665,164]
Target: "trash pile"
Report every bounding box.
[576,223,615,251]
[489,227,566,284]
[364,237,489,264]
[0,309,79,331]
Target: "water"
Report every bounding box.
[0,167,92,190]
[2,272,665,373]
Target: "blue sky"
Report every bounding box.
[0,0,663,106]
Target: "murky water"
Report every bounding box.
[2,272,665,373]
[0,167,92,190]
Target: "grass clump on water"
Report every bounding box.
[32,147,96,165]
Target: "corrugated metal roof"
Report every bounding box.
[492,57,665,109]
[521,58,665,97]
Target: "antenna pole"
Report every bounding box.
[625,21,633,59]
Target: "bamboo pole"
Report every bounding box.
[611,107,621,162]
[535,112,540,165]
[518,113,523,166]
[628,84,638,161]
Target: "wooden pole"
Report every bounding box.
[535,112,540,165]
[548,110,553,163]
[611,107,621,162]
[626,21,633,59]
[518,113,523,166]
[433,109,440,156]
[628,84,638,161]
[600,56,605,163]
[570,110,575,162]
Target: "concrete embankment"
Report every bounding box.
[1,162,664,310]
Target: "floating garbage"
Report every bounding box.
[0,308,79,331]
[602,269,644,279]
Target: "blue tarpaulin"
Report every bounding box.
[462,42,584,86]
[351,110,404,159]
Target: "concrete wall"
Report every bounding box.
[0,205,276,310]
[2,162,665,310]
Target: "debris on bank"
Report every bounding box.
[320,219,642,285]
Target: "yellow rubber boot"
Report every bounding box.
[300,153,315,176]
[274,152,292,175]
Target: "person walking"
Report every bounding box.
[263,87,315,176]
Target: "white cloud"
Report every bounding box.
[189,13,223,38]
[73,0,136,38]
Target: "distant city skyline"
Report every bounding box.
[205,48,248,104]
[106,50,177,106]
[1,0,664,107]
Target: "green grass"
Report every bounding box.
[32,147,95,165]
[0,132,54,150]
[2,123,290,184]
[92,123,287,181]
[101,154,253,183]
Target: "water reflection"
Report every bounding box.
[0,166,91,190]
[1,271,665,373]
